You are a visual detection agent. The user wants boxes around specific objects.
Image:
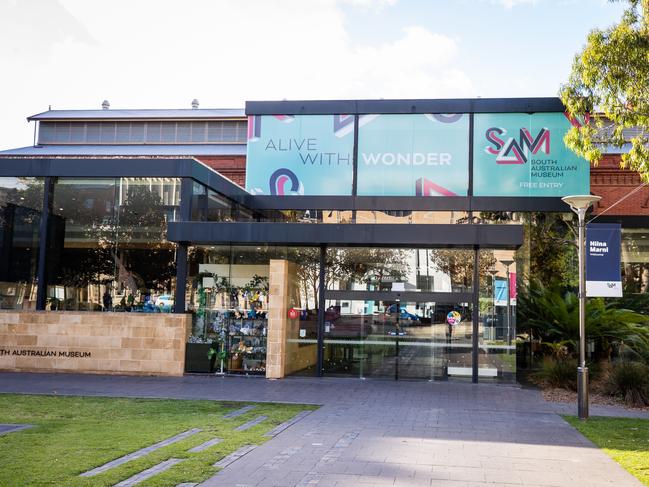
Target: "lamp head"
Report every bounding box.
[561,195,601,213]
[500,259,515,268]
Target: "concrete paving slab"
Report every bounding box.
[114,457,184,486]
[234,415,267,431]
[80,428,201,477]
[0,424,33,435]
[188,437,223,453]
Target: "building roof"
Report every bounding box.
[27,108,246,121]
[0,144,246,157]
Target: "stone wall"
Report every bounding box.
[266,259,289,379]
[0,311,191,376]
[266,259,318,379]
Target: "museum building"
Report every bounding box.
[0,97,646,382]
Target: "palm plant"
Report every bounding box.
[518,279,649,361]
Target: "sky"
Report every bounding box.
[0,0,627,150]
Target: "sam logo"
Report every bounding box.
[485,127,550,164]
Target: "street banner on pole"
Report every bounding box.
[586,223,622,297]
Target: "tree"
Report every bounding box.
[290,247,411,312]
[428,249,496,290]
[523,213,578,288]
[560,0,649,178]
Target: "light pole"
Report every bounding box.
[488,268,498,341]
[499,259,514,346]
[562,194,601,420]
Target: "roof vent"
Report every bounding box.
[101,100,110,110]
[191,99,199,109]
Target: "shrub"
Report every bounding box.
[605,361,649,407]
[534,357,578,391]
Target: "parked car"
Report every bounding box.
[385,304,420,321]
[155,295,174,308]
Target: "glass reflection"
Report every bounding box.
[322,300,473,380]
[0,177,43,309]
[47,177,179,312]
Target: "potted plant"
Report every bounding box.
[47,297,61,311]
[207,342,228,374]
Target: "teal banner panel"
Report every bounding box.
[245,115,354,196]
[473,113,590,197]
[357,114,469,196]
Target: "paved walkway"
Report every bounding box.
[0,373,646,486]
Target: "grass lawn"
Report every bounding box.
[564,416,649,486]
[0,394,317,486]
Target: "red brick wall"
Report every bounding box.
[195,156,246,188]
[590,154,649,216]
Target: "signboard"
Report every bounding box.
[245,111,589,197]
[586,223,622,297]
[447,311,462,326]
[494,273,517,306]
[494,279,508,306]
[246,114,354,195]
[473,113,589,197]
[357,114,469,196]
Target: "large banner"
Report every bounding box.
[245,111,589,197]
[246,115,354,195]
[586,223,622,297]
[473,113,590,197]
[357,114,469,196]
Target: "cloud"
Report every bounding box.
[0,0,472,149]
[497,0,537,8]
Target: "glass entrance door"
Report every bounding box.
[322,298,473,380]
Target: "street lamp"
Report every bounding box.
[488,268,498,341]
[499,259,515,346]
[562,194,601,420]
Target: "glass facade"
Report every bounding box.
[0,177,43,309]
[321,299,473,380]
[622,228,649,293]
[325,247,476,293]
[478,249,517,381]
[46,177,179,311]
[186,245,317,375]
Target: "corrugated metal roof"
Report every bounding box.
[28,108,246,121]
[0,144,247,157]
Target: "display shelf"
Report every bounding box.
[226,318,267,375]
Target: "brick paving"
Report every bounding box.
[0,372,647,486]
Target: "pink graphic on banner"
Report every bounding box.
[273,115,295,122]
[415,177,457,197]
[509,272,517,300]
[269,168,301,195]
[247,115,261,141]
[484,126,551,164]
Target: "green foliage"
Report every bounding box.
[605,361,649,406]
[560,0,649,179]
[565,416,649,485]
[522,213,578,288]
[534,357,578,390]
[518,279,649,358]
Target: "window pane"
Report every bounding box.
[0,177,43,310]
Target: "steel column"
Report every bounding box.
[35,177,54,310]
[472,246,480,383]
[316,245,326,377]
